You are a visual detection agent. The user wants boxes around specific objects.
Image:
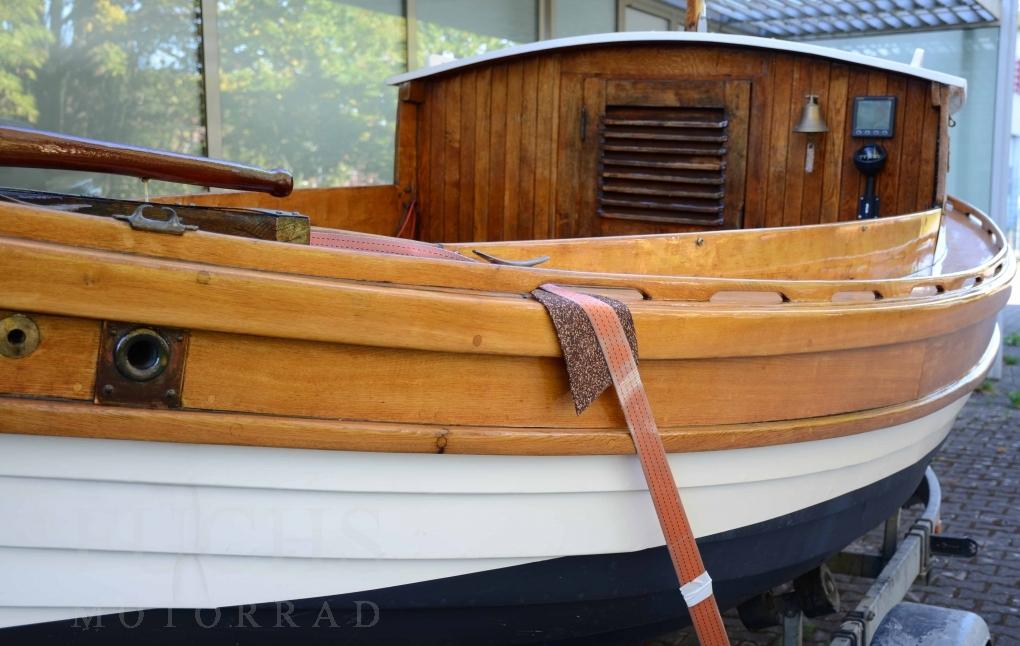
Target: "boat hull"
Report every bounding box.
[0,394,968,643]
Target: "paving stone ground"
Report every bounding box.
[651,273,1020,646]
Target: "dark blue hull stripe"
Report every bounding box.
[4,447,936,645]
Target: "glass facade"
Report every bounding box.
[0,0,540,194]
[217,0,405,187]
[0,0,204,198]
[552,0,615,38]
[623,6,669,31]
[417,0,537,68]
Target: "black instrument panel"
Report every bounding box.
[851,96,897,138]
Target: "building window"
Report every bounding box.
[216,0,406,188]
[618,0,683,31]
[414,0,539,68]
[0,0,205,198]
[552,0,616,38]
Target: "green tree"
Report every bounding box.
[217,0,405,187]
[0,2,52,121]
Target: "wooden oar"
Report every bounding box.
[0,126,293,197]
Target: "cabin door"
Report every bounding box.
[556,77,750,237]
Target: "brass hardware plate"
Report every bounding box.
[0,313,40,359]
[96,322,188,408]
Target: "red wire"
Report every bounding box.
[396,198,417,239]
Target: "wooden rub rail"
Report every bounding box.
[0,326,999,455]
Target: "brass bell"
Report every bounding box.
[793,95,829,133]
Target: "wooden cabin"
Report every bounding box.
[178,33,966,243]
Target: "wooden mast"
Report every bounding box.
[686,0,706,31]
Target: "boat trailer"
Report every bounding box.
[736,467,990,646]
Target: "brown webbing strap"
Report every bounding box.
[538,283,729,646]
[309,229,474,262]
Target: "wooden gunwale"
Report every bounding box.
[443,209,943,279]
[0,231,1009,361]
[0,322,996,455]
[0,201,1003,304]
[0,197,1010,361]
[2,201,942,280]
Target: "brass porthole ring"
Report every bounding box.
[0,314,40,359]
[114,328,170,382]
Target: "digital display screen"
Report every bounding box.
[852,97,896,138]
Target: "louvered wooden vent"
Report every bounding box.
[598,105,728,226]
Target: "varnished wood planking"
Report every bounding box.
[443,75,462,242]
[820,65,850,223]
[517,59,540,241]
[559,45,767,77]
[457,209,941,280]
[488,65,509,242]
[908,80,938,213]
[837,69,873,220]
[918,318,996,396]
[865,72,895,216]
[168,185,401,236]
[555,73,585,239]
[181,327,955,430]
[394,93,418,193]
[579,77,605,238]
[783,57,812,226]
[896,80,927,215]
[741,56,773,231]
[404,45,948,240]
[764,55,795,227]
[799,62,833,225]
[502,64,524,241]
[426,79,445,241]
[934,85,951,206]
[415,83,432,240]
[0,313,98,401]
[723,81,751,229]
[533,57,559,239]
[458,71,476,242]
[473,67,492,241]
[916,85,940,210]
[881,75,908,217]
[0,345,989,455]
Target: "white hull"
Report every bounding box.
[0,393,969,629]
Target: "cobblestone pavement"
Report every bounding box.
[651,274,1020,646]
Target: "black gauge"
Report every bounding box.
[852,96,897,138]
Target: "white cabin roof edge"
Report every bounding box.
[386,31,967,98]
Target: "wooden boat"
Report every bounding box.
[0,33,1013,644]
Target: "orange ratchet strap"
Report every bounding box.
[300,233,727,643]
[310,229,473,262]
[539,283,729,646]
